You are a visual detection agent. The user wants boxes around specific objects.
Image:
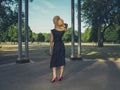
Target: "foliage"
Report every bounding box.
[82,28,92,42]
[62,28,71,42]
[82,25,120,43]
[81,0,120,46]
[7,23,18,42]
[42,33,50,42]
[1,23,32,42]
[104,25,120,42]
[1,0,120,43]
[0,0,18,31]
[104,29,118,42]
[62,28,78,42]
[32,32,38,42]
[37,33,45,42]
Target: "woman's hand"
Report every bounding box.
[64,23,68,29]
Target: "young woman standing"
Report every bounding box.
[50,16,68,83]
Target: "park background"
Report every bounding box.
[0,0,120,63]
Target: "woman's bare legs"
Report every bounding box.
[51,66,64,82]
[52,67,57,80]
[59,66,64,78]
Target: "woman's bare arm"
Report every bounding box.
[50,32,54,55]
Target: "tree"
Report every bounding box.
[81,0,120,47]
[28,27,33,41]
[0,0,18,42]
[0,0,18,31]
[63,28,71,42]
[7,24,18,43]
[104,29,118,42]
[32,32,38,42]
[0,0,34,42]
[62,28,78,42]
[82,28,92,42]
[43,33,50,42]
[104,24,120,43]
[37,33,45,42]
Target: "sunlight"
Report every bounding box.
[86,51,99,55]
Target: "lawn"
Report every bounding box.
[0,42,120,63]
[65,43,120,61]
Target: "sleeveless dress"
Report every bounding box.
[50,29,65,68]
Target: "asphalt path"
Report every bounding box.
[0,59,120,90]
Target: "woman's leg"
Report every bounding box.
[59,65,64,78]
[52,67,57,80]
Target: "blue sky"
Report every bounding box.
[29,0,85,33]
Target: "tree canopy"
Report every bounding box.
[0,0,18,31]
[0,0,120,44]
[81,0,120,46]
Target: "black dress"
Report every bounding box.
[50,29,65,68]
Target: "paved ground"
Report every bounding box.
[0,59,120,90]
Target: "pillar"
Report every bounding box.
[77,0,82,58]
[17,0,22,61]
[24,0,29,61]
[17,0,30,63]
[71,0,75,58]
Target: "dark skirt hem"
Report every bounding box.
[50,64,66,69]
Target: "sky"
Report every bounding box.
[29,0,86,33]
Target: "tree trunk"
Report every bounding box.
[98,27,103,47]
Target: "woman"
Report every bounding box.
[50,16,68,83]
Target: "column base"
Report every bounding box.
[16,57,30,64]
[70,54,82,60]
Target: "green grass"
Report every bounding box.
[0,43,120,61]
[65,43,120,61]
[34,43,120,61]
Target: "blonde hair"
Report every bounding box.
[53,16,60,26]
[57,19,64,26]
[53,16,65,29]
